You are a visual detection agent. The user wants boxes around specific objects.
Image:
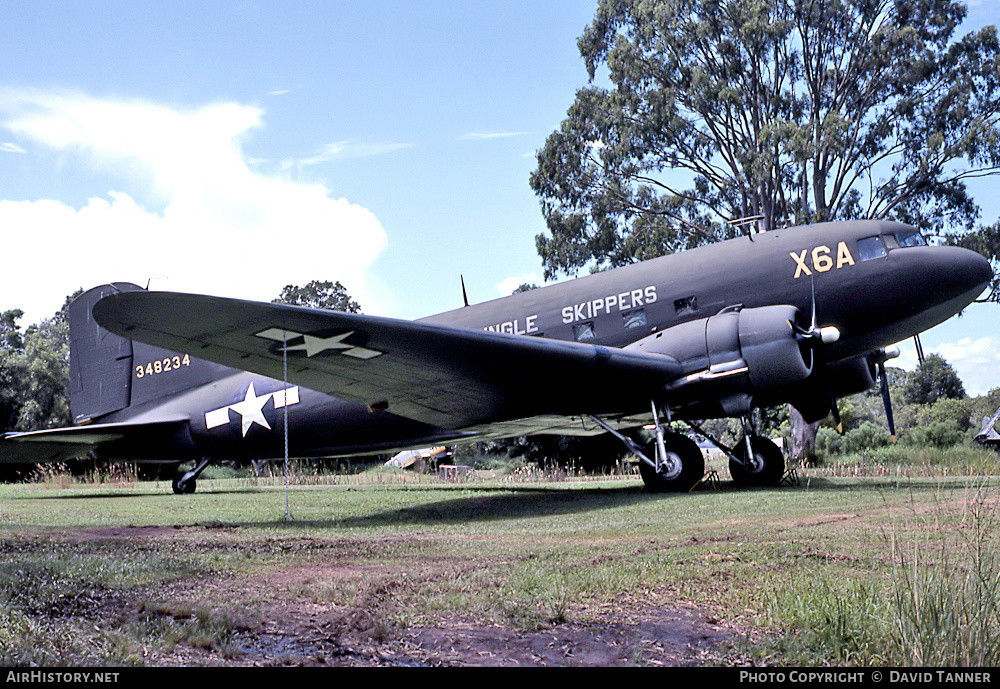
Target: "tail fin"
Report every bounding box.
[69,283,221,424]
[977,415,1000,442]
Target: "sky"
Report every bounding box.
[2,1,1000,395]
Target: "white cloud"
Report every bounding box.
[0,89,388,323]
[459,131,526,141]
[892,335,1000,397]
[0,142,25,153]
[297,140,413,167]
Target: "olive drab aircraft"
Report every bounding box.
[0,220,992,494]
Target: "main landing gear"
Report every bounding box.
[589,402,704,493]
[590,405,786,493]
[637,432,704,492]
[729,433,785,488]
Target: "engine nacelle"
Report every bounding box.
[787,354,878,423]
[828,355,878,399]
[625,304,814,414]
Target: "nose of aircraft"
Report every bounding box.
[950,245,993,299]
[973,249,993,288]
[883,243,993,325]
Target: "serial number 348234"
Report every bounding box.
[135,354,191,379]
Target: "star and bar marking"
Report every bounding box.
[205,382,300,437]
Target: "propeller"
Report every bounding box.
[876,347,900,443]
[789,277,843,431]
[790,278,841,346]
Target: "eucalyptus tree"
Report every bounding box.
[273,279,361,313]
[532,0,1000,273]
[531,0,1000,458]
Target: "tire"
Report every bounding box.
[730,435,785,487]
[638,433,705,493]
[172,474,197,494]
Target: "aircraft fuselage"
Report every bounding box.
[86,220,993,463]
[423,221,985,362]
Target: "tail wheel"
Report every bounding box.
[639,433,705,493]
[172,474,197,494]
[730,435,784,487]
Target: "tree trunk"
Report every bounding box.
[789,405,820,464]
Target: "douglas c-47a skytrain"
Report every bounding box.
[0,220,992,493]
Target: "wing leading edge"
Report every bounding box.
[92,291,682,430]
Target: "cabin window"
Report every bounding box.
[895,230,927,248]
[622,307,647,329]
[573,321,596,341]
[857,236,887,261]
[674,296,698,315]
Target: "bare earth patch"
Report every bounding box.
[53,525,739,667]
[155,580,735,667]
[152,566,735,667]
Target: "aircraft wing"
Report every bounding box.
[0,419,189,463]
[93,291,682,430]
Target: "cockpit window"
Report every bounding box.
[895,230,927,248]
[857,236,887,261]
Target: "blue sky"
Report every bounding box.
[2,1,1000,395]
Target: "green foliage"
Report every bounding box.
[0,309,24,351]
[531,0,1000,280]
[845,421,893,454]
[0,309,74,433]
[902,353,967,405]
[951,217,1000,302]
[273,279,361,313]
[811,353,992,459]
[887,484,1000,666]
[765,578,892,665]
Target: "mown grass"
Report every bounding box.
[1,463,999,666]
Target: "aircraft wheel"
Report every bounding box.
[172,475,196,495]
[638,433,705,493]
[730,435,785,487]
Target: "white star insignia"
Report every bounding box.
[255,328,382,359]
[229,381,271,437]
[204,383,300,436]
[283,331,356,357]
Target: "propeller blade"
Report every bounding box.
[809,276,818,333]
[829,389,843,434]
[879,360,896,443]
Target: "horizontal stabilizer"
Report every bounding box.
[0,418,190,464]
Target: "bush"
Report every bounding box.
[841,421,893,454]
[904,419,966,449]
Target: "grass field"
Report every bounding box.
[2,458,1000,667]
